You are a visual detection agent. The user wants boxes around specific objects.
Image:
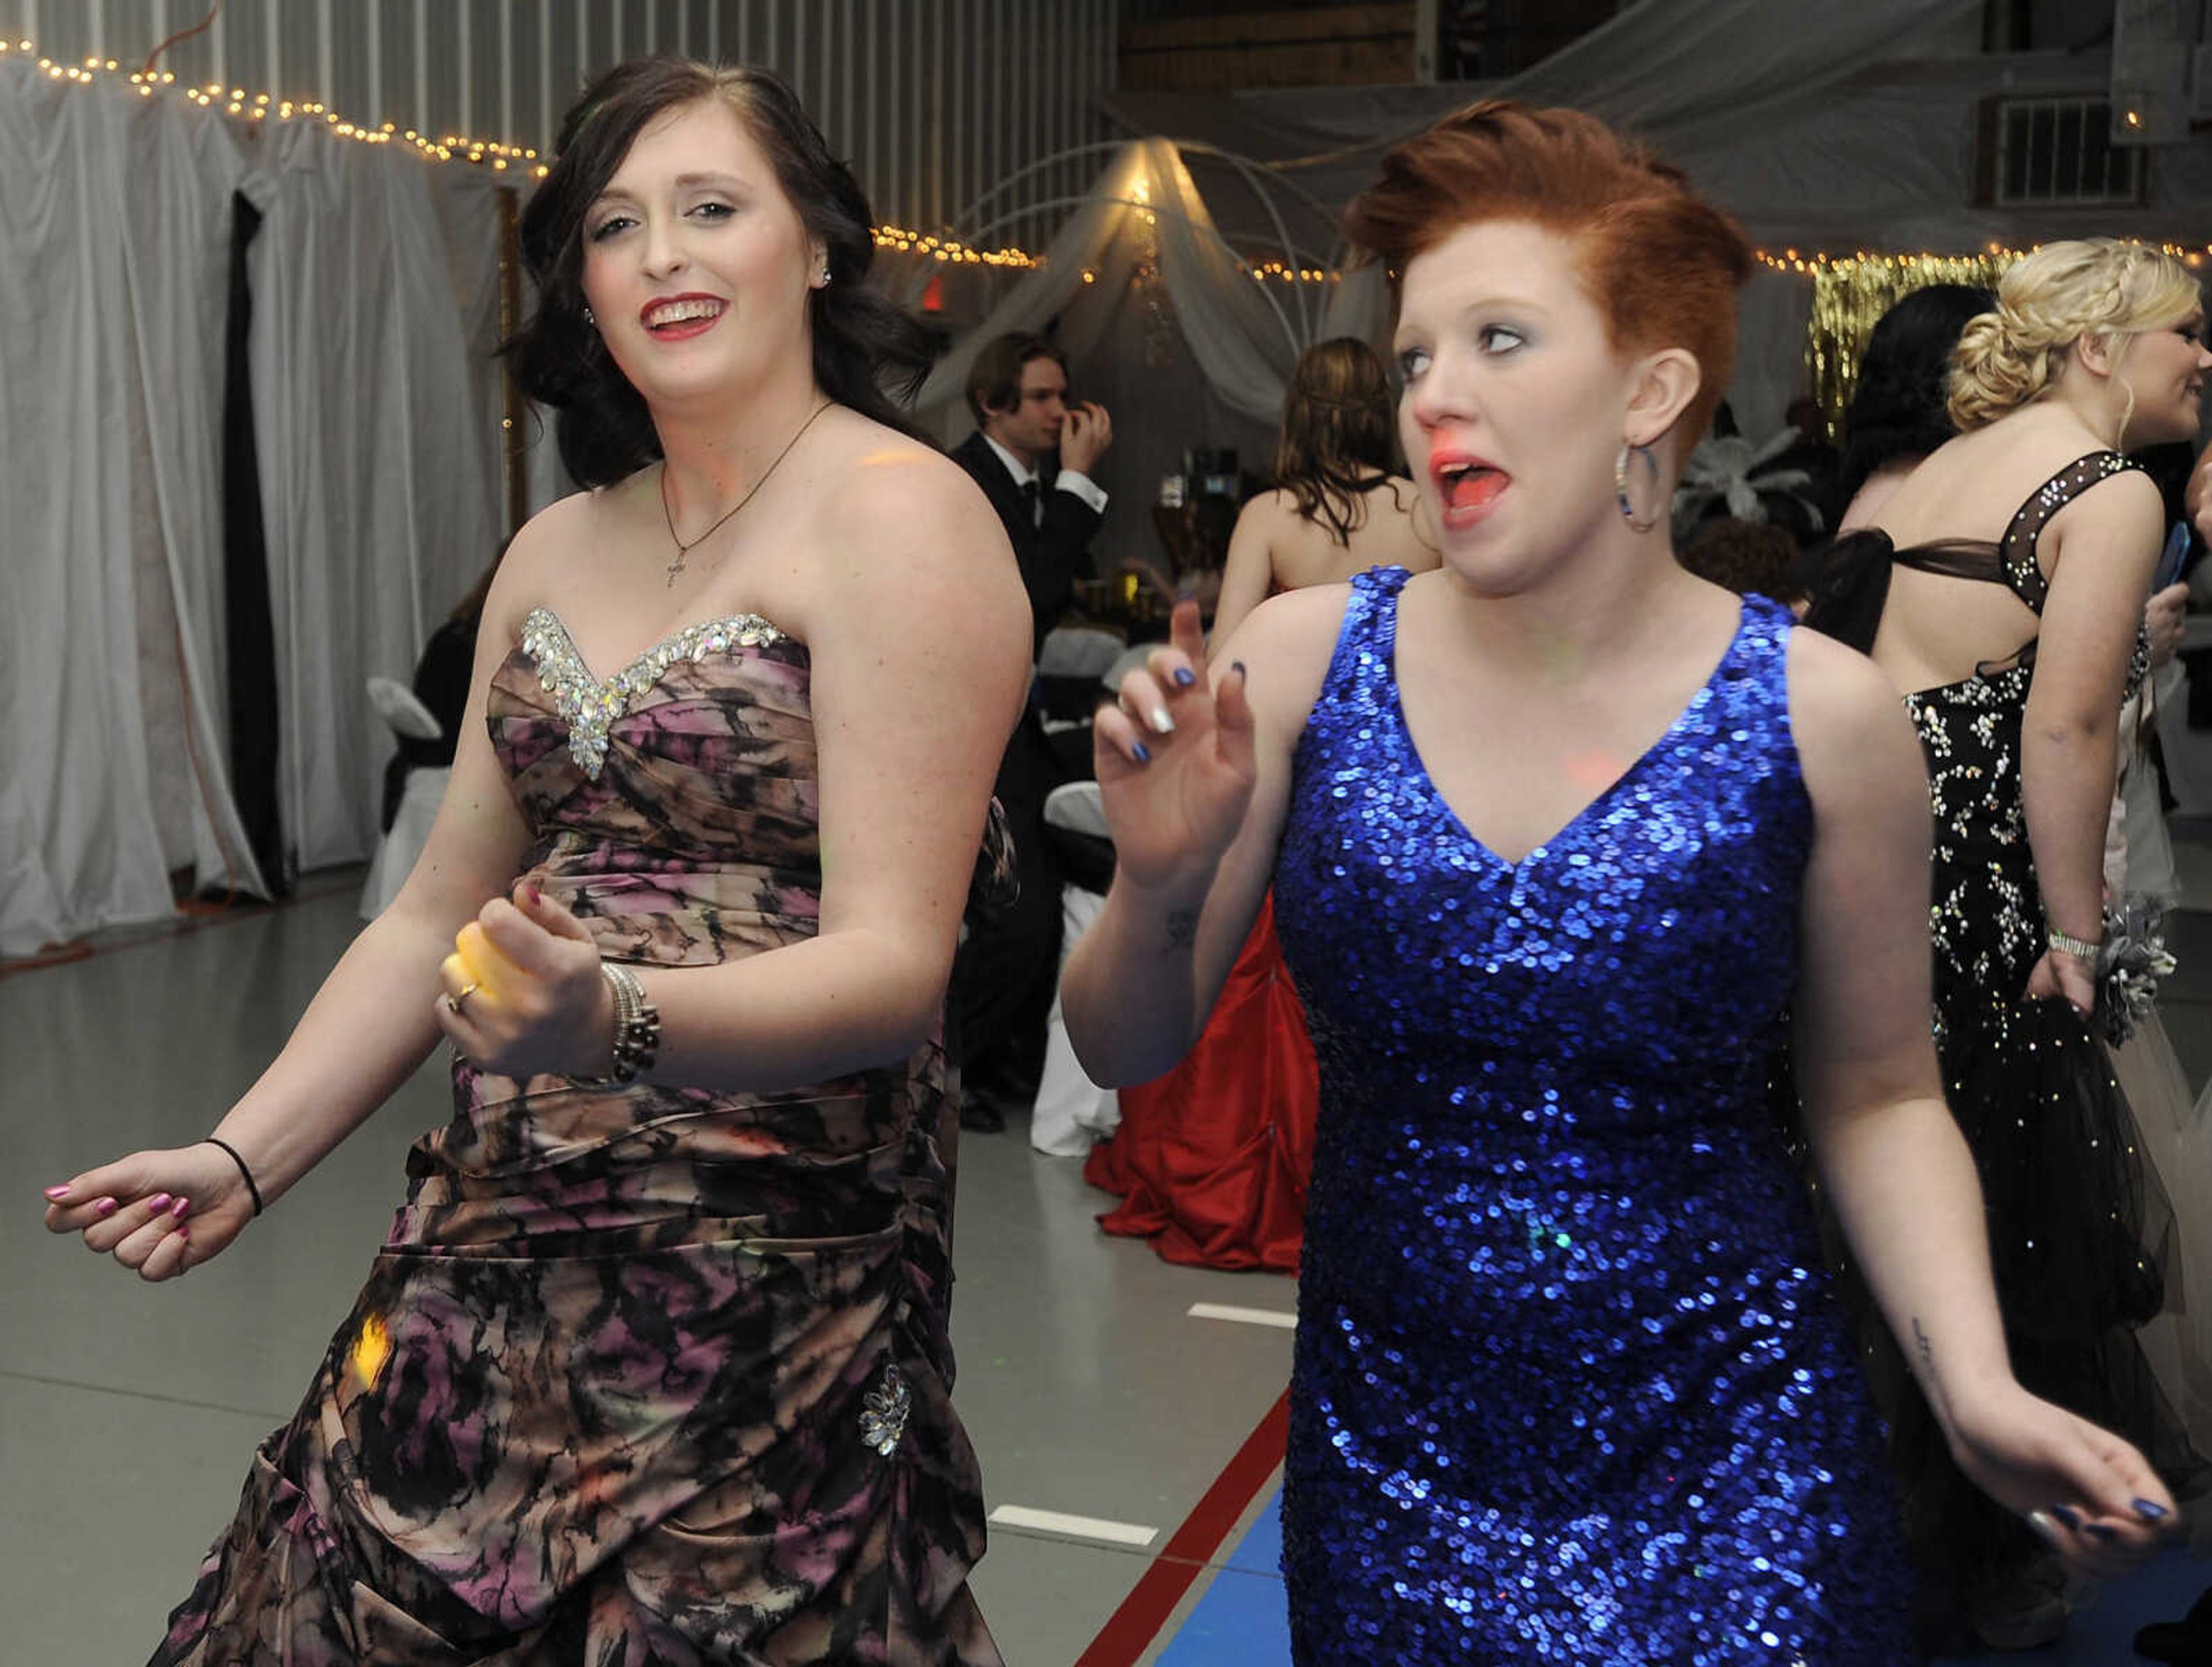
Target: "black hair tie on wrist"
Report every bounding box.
[202,1136,264,1217]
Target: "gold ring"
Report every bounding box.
[446,981,481,1014]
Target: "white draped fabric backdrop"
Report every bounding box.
[1,57,517,955]
[908,0,2031,568]
[14,0,2203,954]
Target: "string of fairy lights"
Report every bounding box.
[6,38,1043,263]
[869,227,1036,268]
[11,35,2210,387]
[3,38,543,168]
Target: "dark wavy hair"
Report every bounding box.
[1836,283,1994,505]
[506,56,941,487]
[1274,338,1399,546]
[964,333,1068,425]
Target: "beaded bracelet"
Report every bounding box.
[201,1135,264,1216]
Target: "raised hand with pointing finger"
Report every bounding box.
[1091,599,1256,892]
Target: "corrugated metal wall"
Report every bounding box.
[0,0,1118,244]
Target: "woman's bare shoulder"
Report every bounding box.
[1236,486,1302,532]
[1217,580,1357,734]
[478,486,624,643]
[813,412,988,520]
[1359,477,1439,570]
[1885,415,2127,542]
[809,416,1028,658]
[1786,624,1918,760]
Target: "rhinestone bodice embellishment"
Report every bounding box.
[517,605,790,779]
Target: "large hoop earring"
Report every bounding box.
[1615,441,1661,533]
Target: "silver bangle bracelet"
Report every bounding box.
[577,961,660,1084]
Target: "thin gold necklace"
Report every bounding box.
[657,400,832,588]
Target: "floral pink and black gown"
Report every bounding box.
[152,607,1007,1666]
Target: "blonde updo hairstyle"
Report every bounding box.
[1948,238,2201,445]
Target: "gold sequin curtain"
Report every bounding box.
[1791,253,2013,434]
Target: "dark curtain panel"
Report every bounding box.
[220,191,288,896]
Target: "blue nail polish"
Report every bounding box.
[1132,741,1152,764]
[2050,1503,2084,1530]
[1173,667,1196,687]
[2084,1522,2121,1543]
[2134,1497,2171,1520]
[1230,660,1247,678]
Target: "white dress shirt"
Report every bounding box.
[983,434,1108,521]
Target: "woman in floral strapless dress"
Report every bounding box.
[43,57,1031,1666]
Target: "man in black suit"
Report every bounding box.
[949,334,1113,655]
[948,335,1114,1131]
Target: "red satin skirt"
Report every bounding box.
[1084,893,1317,1274]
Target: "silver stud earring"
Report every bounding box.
[582,305,596,325]
[817,268,832,289]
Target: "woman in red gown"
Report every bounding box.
[1086,338,1437,1270]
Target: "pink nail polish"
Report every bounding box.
[94,1197,118,1217]
[43,1185,69,1200]
[528,884,544,907]
[172,1197,190,1219]
[146,1193,172,1213]
[175,1224,189,1242]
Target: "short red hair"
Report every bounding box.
[1343,101,1752,452]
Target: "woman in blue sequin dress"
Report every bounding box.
[1062,102,2177,1664]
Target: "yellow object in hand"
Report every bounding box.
[448,920,523,999]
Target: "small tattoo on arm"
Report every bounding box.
[1164,908,1199,953]
[1912,1316,1949,1418]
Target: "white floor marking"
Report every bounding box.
[1187,1302,1298,1329]
[988,1504,1160,1546]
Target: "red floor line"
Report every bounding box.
[1075,1386,1291,1667]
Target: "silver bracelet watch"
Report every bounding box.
[2046,925,2101,961]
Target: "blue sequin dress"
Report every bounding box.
[1271,567,1912,1663]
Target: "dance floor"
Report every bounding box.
[6,870,2212,1663]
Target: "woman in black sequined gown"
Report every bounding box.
[1806,239,2212,1651]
